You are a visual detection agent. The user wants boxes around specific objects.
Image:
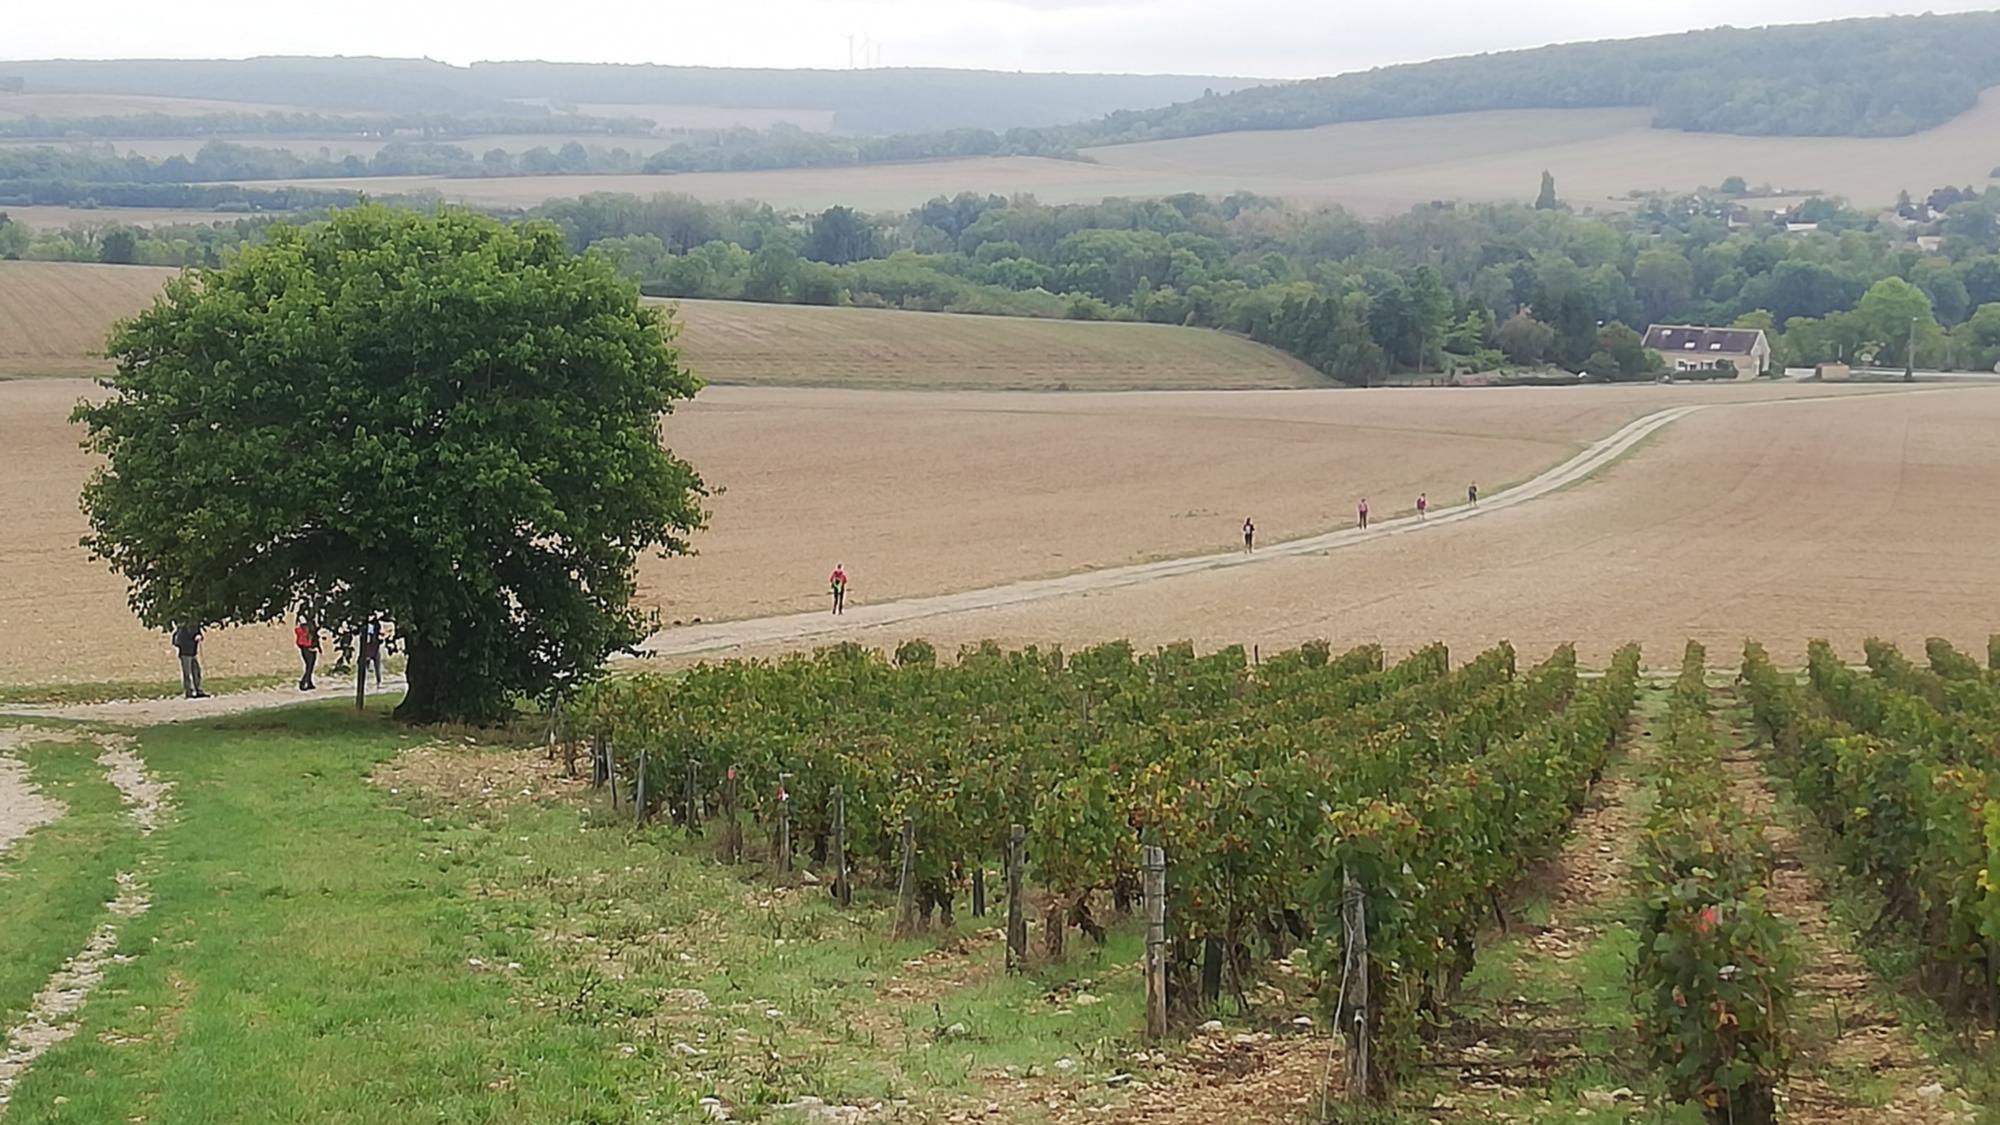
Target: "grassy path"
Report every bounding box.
[0,737,142,1040]
[1709,683,1975,1124]
[1426,684,1677,1123]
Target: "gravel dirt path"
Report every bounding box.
[0,729,64,859]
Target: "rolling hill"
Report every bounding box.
[201,87,2000,218]
[0,261,1321,390]
[1074,12,2000,143]
[0,58,1261,136]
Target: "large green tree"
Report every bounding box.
[74,206,706,723]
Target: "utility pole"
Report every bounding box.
[1906,315,1918,382]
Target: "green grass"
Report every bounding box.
[0,737,141,1033]
[3,704,1172,1122]
[0,674,291,708]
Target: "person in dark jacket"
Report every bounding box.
[172,623,208,699]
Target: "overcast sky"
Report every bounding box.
[9,1,1997,77]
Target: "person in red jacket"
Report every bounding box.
[295,619,321,691]
[1417,493,1429,521]
[1357,498,1370,530]
[829,564,849,615]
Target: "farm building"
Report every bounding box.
[1644,325,1772,379]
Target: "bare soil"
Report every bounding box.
[0,728,65,858]
[370,740,595,808]
[5,374,1875,686]
[668,385,2000,672]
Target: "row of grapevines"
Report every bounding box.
[566,639,1603,996]
[1316,643,1642,1094]
[1636,642,1792,1124]
[1741,639,2000,1021]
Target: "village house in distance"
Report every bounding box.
[1643,324,1773,379]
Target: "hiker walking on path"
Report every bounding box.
[295,619,321,691]
[172,624,208,699]
[1357,498,1370,530]
[1417,493,1429,521]
[1468,482,1479,507]
[829,564,849,615]
[1242,517,1256,552]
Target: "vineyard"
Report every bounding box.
[8,636,2000,1120]
[1742,635,2000,1026]
[564,638,1644,1104]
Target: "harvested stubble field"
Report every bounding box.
[0,262,1315,391]
[0,91,311,118]
[0,205,284,230]
[0,262,181,377]
[667,298,1319,390]
[699,385,2000,670]
[207,90,2000,215]
[0,371,1939,687]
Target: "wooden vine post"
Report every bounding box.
[831,787,851,906]
[722,766,742,863]
[607,741,619,810]
[634,746,649,827]
[1342,864,1373,1102]
[684,760,700,834]
[776,778,793,873]
[1005,824,1027,972]
[1143,844,1168,1041]
[971,867,986,917]
[894,816,918,935]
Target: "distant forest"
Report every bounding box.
[13,180,2000,382]
[0,59,1256,136]
[1074,13,2000,143]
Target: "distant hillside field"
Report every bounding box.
[0,91,316,119]
[0,261,173,376]
[0,261,1319,391]
[0,58,1259,136]
[663,298,1321,390]
[205,89,2000,216]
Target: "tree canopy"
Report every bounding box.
[74,206,706,723]
[1076,13,2000,143]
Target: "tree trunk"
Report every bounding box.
[393,627,509,724]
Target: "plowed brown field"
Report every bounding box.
[0,376,1936,685]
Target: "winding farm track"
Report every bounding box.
[5,384,1993,723]
[633,403,1709,660]
[0,729,172,1110]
